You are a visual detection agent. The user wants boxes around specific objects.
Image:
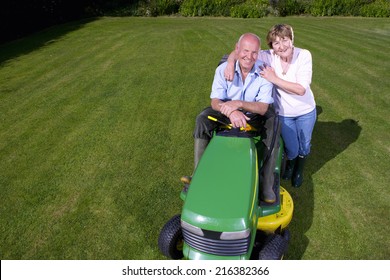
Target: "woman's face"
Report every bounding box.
[272,36,293,58]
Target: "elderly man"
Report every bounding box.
[183,33,280,203]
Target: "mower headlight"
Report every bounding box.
[220,229,250,240]
[181,220,250,240]
[181,220,204,236]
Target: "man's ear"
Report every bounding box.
[235,43,239,54]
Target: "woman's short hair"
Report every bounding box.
[266,24,294,48]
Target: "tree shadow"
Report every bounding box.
[0,18,97,66]
[285,106,362,259]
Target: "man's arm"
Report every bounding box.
[211,98,223,112]
[240,100,269,115]
[213,98,269,128]
[219,100,269,116]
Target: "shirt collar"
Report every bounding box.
[234,60,260,77]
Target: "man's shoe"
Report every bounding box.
[180,176,192,194]
[262,190,276,204]
[180,176,192,185]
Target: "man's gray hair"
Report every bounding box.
[237,33,261,45]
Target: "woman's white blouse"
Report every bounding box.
[259,48,316,117]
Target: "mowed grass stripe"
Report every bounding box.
[293,18,389,259]
[0,17,389,260]
[299,20,389,123]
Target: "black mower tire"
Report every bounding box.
[158,214,183,259]
[280,152,287,179]
[259,229,290,260]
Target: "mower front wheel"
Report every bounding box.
[258,229,290,260]
[158,214,183,259]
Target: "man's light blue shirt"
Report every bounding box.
[210,60,274,105]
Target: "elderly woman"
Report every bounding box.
[224,24,316,188]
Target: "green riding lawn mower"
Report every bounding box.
[158,117,294,260]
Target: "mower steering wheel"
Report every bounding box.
[208,115,256,132]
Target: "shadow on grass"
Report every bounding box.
[0,18,97,66]
[285,106,362,259]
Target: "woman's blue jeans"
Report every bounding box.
[279,108,316,159]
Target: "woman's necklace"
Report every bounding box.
[281,57,291,75]
[280,48,294,75]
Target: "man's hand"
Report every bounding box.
[220,100,242,117]
[229,110,250,128]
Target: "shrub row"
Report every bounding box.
[1,0,388,44]
[309,0,390,17]
[115,0,389,17]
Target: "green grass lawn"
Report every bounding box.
[0,16,389,260]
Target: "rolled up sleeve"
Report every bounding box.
[296,49,312,90]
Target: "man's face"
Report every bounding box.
[236,37,259,72]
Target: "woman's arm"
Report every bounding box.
[260,49,312,96]
[223,50,237,81]
[260,66,306,96]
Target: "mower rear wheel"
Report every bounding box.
[158,214,183,259]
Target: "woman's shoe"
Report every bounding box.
[292,155,306,188]
[282,158,296,180]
